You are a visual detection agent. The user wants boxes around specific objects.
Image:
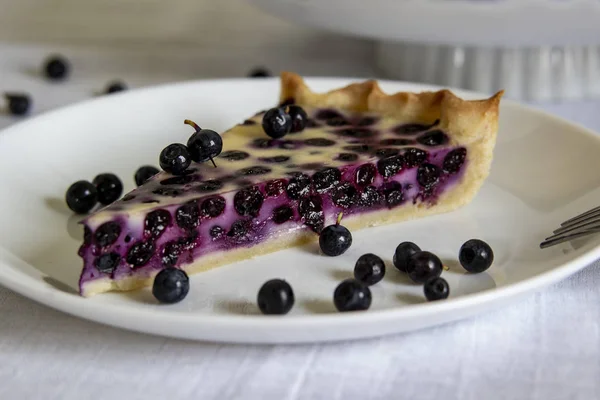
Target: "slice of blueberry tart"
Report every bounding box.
[78,72,503,296]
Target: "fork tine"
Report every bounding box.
[560,205,600,227]
[554,215,600,234]
[540,227,600,249]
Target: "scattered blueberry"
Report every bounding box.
[260,155,290,164]
[393,241,421,272]
[380,181,404,207]
[459,239,494,273]
[337,128,374,139]
[313,167,341,193]
[417,130,448,147]
[375,148,399,159]
[319,215,352,256]
[406,251,443,284]
[376,155,404,178]
[44,55,70,80]
[106,81,127,94]
[237,165,272,176]
[227,219,251,239]
[161,242,181,267]
[94,221,121,247]
[92,173,123,205]
[379,138,413,146]
[152,268,190,304]
[200,196,226,218]
[257,279,294,315]
[304,138,336,147]
[343,144,372,154]
[404,148,428,168]
[331,182,358,208]
[220,150,250,161]
[145,209,172,239]
[333,279,372,312]
[233,186,264,217]
[94,253,121,274]
[358,186,381,207]
[315,109,343,120]
[195,179,224,193]
[209,225,225,239]
[285,173,312,199]
[185,120,223,166]
[272,205,294,224]
[325,116,349,127]
[175,201,200,230]
[355,164,377,186]
[424,277,450,301]
[66,180,97,214]
[356,116,377,126]
[134,165,159,186]
[248,67,271,78]
[160,175,194,185]
[298,195,324,233]
[392,122,433,135]
[264,179,286,197]
[335,153,358,162]
[288,105,307,133]
[417,163,441,189]
[4,93,31,116]
[443,148,467,174]
[354,253,386,286]
[159,143,191,175]
[262,107,292,139]
[126,241,155,267]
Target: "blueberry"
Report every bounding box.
[106,81,127,94]
[336,153,358,162]
[333,279,371,312]
[313,167,341,193]
[66,180,97,214]
[251,138,274,149]
[260,155,290,164]
[272,205,294,224]
[175,201,199,230]
[354,253,385,286]
[94,221,121,247]
[325,117,349,127]
[379,138,413,146]
[195,180,223,193]
[375,148,399,159]
[337,128,374,139]
[264,179,286,197]
[228,219,251,239]
[459,239,494,273]
[343,144,372,154]
[417,130,448,147]
[355,164,377,186]
[278,139,302,150]
[407,251,443,284]
[248,67,271,78]
[424,277,450,301]
[144,209,172,239]
[262,107,292,139]
[44,55,69,80]
[200,196,226,218]
[392,122,431,135]
[94,253,120,274]
[257,279,294,315]
[152,268,189,304]
[134,165,159,186]
[285,173,312,199]
[417,163,441,189]
[393,241,421,272]
[237,165,272,176]
[359,186,381,207]
[233,186,264,217]
[288,105,308,133]
[152,188,182,197]
[315,109,343,120]
[319,221,352,256]
[332,182,358,208]
[377,155,404,178]
[186,123,223,164]
[126,241,155,267]
[159,143,191,175]
[380,181,404,207]
[161,242,181,267]
[160,175,194,185]
[4,93,31,116]
[298,195,324,233]
[404,148,428,168]
[304,138,336,147]
[92,173,123,205]
[210,225,225,239]
[220,150,250,161]
[443,148,467,174]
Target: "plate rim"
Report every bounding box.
[0,76,599,343]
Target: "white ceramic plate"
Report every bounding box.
[1,78,599,344]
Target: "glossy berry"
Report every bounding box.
[66,180,97,214]
[319,218,352,256]
[333,279,372,312]
[354,253,386,286]
[262,107,292,139]
[106,81,127,94]
[443,148,467,174]
[134,165,159,186]
[288,105,308,133]
[406,251,443,284]
[44,55,70,80]
[159,143,191,175]
[459,239,494,273]
[424,277,450,301]
[185,120,223,165]
[393,241,421,272]
[152,268,190,304]
[4,93,31,116]
[257,279,295,315]
[248,67,271,78]
[92,173,123,205]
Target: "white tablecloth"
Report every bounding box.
[1,43,599,400]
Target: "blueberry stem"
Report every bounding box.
[209,156,217,168]
[184,119,201,132]
[443,264,449,271]
[336,212,344,225]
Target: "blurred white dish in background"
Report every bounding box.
[248,0,600,101]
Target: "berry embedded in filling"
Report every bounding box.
[77,73,501,296]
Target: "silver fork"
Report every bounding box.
[540,205,600,248]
